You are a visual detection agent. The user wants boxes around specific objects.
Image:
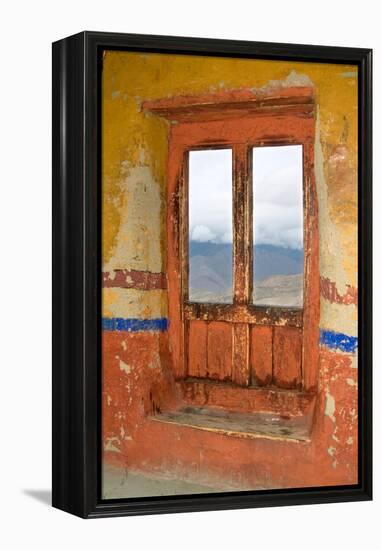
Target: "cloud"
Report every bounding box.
[189,149,233,244]
[188,145,304,249]
[253,146,303,248]
[191,225,217,242]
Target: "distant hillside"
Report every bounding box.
[189,242,303,298]
[253,273,303,307]
[189,241,232,295]
[191,273,303,307]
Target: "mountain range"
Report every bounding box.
[189,241,303,288]
[189,242,303,306]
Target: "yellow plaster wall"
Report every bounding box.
[103,288,168,319]
[102,51,358,335]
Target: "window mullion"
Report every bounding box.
[233,144,251,305]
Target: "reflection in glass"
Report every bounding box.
[188,149,233,303]
[252,145,304,307]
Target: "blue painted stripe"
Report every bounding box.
[320,329,358,353]
[103,318,357,352]
[102,317,168,332]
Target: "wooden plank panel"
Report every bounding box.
[232,323,250,386]
[273,327,302,389]
[207,322,232,381]
[251,325,273,386]
[187,321,208,378]
[177,380,316,417]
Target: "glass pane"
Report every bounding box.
[188,149,233,303]
[252,145,304,307]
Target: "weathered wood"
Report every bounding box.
[187,321,208,378]
[142,87,315,123]
[207,322,232,381]
[273,327,302,389]
[166,141,186,379]
[162,92,318,393]
[251,325,273,386]
[230,143,251,386]
[177,380,317,417]
[184,302,303,327]
[179,158,189,378]
[180,153,189,302]
[233,144,251,304]
[152,405,313,442]
[301,139,320,392]
[232,323,250,386]
[170,109,315,150]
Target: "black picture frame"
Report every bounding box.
[52,31,372,519]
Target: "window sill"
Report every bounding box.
[151,405,312,443]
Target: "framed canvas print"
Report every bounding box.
[52,32,372,518]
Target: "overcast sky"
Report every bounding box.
[188,145,303,250]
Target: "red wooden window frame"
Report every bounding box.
[143,87,320,393]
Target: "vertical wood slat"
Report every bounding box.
[251,325,273,386]
[207,322,232,381]
[231,145,251,385]
[273,327,302,389]
[233,144,251,304]
[233,323,250,386]
[187,321,208,378]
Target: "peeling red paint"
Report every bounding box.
[102,69,358,493]
[103,331,358,490]
[103,269,167,290]
[320,276,357,305]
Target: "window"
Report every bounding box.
[143,87,319,394]
[252,145,304,307]
[188,149,233,304]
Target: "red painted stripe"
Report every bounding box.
[104,272,356,305]
[103,270,167,290]
[320,277,357,306]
